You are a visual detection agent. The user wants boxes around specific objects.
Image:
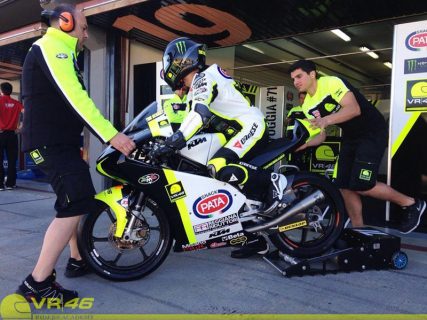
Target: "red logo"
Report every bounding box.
[233,140,242,148]
[193,190,233,219]
[405,31,427,51]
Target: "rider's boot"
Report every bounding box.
[230,236,269,259]
[230,173,286,259]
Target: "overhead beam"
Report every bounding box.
[0,23,44,47]
[0,0,148,47]
[78,0,149,16]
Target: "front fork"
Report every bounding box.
[95,185,145,238]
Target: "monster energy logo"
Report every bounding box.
[404,57,427,74]
[176,41,186,54]
[407,59,417,72]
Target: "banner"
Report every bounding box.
[259,86,284,139]
[389,20,427,158]
[387,19,427,220]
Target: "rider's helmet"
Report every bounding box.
[162,37,207,90]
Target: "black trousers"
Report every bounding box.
[0,131,18,187]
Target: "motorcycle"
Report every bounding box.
[78,102,346,281]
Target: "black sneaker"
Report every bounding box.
[65,258,89,278]
[399,199,426,234]
[230,237,269,259]
[16,270,78,305]
[5,185,16,190]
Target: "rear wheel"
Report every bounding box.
[269,172,346,258]
[78,197,172,281]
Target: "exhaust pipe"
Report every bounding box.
[245,190,325,233]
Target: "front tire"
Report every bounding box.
[78,197,172,281]
[269,172,346,258]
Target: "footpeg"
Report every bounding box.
[271,173,287,201]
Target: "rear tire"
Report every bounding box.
[78,197,172,281]
[269,172,345,258]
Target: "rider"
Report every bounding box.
[157,37,288,258]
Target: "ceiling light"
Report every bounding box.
[359,46,379,59]
[242,44,265,54]
[330,29,351,42]
[383,62,392,69]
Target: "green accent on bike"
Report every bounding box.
[262,154,285,169]
[96,158,126,184]
[95,185,128,237]
[163,169,197,243]
[175,41,186,54]
[359,169,372,181]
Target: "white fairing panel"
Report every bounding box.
[168,170,246,243]
[179,133,226,165]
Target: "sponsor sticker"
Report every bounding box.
[405,79,427,112]
[165,181,186,202]
[404,57,427,74]
[158,119,169,128]
[192,189,233,219]
[208,228,230,238]
[187,137,207,150]
[221,232,244,242]
[278,220,308,232]
[138,173,160,185]
[210,242,227,248]
[182,241,207,251]
[120,198,129,207]
[405,30,427,51]
[193,213,239,235]
[229,236,247,245]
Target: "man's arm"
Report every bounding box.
[309,91,361,131]
[296,131,326,151]
[34,44,118,143]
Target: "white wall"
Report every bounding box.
[84,26,109,192]
[128,40,163,120]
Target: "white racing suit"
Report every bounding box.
[177,64,270,195]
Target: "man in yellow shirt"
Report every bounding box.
[289,59,425,234]
[163,87,188,130]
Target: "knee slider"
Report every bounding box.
[216,165,248,186]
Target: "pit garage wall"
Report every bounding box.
[84,26,110,192]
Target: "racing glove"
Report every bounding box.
[150,130,186,159]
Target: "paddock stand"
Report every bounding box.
[263,227,408,277]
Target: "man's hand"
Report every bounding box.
[308,117,329,132]
[109,132,136,156]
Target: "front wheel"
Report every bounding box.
[269,172,346,258]
[78,197,172,281]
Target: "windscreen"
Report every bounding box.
[122,102,158,134]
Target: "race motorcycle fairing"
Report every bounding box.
[79,101,346,281]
